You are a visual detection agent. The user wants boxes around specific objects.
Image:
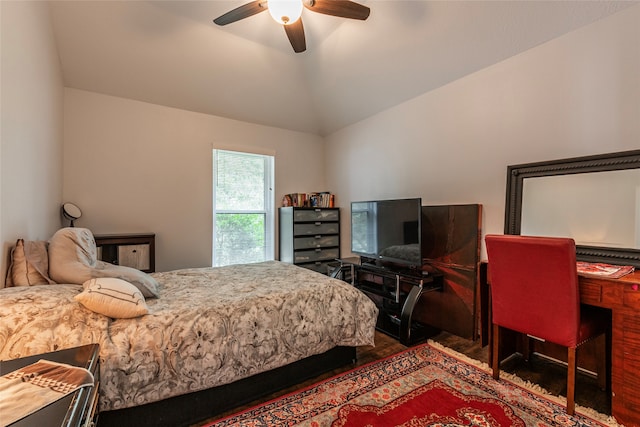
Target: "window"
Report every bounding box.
[351,202,376,255]
[213,149,274,266]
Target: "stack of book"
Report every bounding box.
[576,261,634,279]
[282,192,335,208]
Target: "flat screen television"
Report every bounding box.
[351,198,422,266]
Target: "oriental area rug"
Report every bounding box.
[204,341,621,427]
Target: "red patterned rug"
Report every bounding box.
[204,341,619,427]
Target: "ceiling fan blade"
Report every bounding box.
[304,0,370,20]
[213,1,267,26]
[284,19,306,53]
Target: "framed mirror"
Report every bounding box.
[61,202,82,227]
[504,149,640,267]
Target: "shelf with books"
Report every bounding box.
[282,192,335,208]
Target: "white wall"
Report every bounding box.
[63,88,326,272]
[326,5,640,261]
[0,1,64,285]
[5,3,638,279]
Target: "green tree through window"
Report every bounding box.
[213,149,274,266]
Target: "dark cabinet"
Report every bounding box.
[279,207,340,274]
[416,204,482,340]
[94,233,155,273]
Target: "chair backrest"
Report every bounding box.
[485,234,580,347]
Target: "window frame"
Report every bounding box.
[212,149,275,266]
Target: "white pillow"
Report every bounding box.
[75,277,149,319]
[49,227,159,298]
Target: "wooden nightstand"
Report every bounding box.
[1,344,100,427]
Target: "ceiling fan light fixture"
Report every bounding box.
[268,0,303,25]
[214,0,370,53]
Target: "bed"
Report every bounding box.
[0,228,378,427]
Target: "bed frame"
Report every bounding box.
[98,345,356,427]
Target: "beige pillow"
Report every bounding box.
[75,277,149,319]
[7,239,54,286]
[49,227,159,298]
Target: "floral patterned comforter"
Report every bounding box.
[0,261,378,411]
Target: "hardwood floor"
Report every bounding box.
[195,330,609,426]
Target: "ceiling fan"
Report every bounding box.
[213,0,370,53]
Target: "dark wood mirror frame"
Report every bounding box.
[505,149,640,268]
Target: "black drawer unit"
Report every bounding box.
[279,207,340,274]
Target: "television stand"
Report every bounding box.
[333,258,443,345]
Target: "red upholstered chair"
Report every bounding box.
[485,234,609,415]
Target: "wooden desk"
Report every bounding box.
[480,264,640,426]
[580,270,640,426]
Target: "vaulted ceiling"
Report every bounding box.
[49,1,636,136]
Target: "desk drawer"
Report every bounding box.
[580,277,624,308]
[624,284,640,309]
[580,281,602,305]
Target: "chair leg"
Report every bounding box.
[605,328,612,412]
[492,323,500,380]
[566,346,577,416]
[523,335,532,363]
